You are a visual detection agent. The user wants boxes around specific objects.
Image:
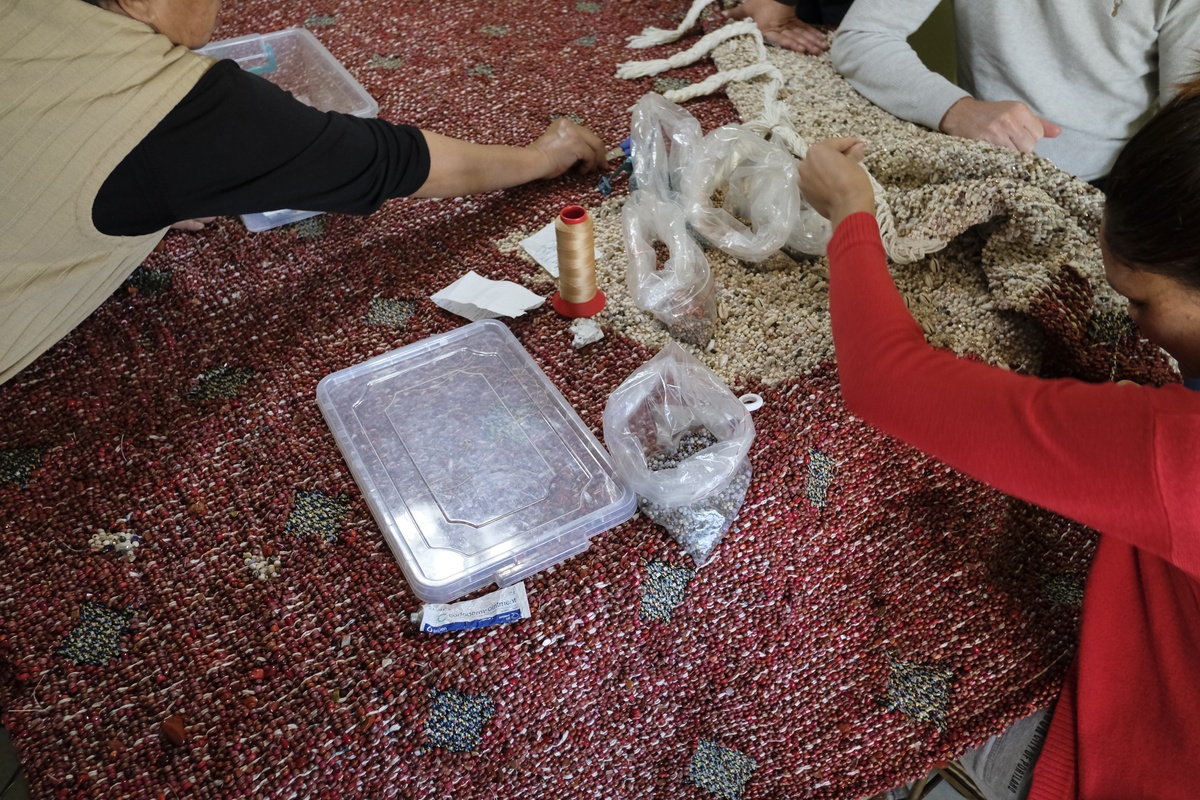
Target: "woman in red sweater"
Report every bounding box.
[797,84,1200,798]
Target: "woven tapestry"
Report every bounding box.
[0,2,1177,799]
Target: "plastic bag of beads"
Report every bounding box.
[680,124,802,262]
[628,92,704,202]
[622,192,717,346]
[602,342,755,565]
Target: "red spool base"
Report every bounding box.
[551,289,606,319]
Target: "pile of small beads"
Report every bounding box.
[639,429,753,565]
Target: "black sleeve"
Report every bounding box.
[93,59,431,236]
[791,0,855,26]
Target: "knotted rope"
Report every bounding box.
[616,0,944,264]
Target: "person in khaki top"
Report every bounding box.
[0,0,610,386]
[94,0,226,50]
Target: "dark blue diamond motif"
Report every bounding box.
[805,448,836,509]
[286,491,351,542]
[884,656,953,728]
[0,447,44,487]
[365,297,415,328]
[639,560,694,623]
[689,739,757,800]
[425,690,495,752]
[188,364,255,401]
[57,603,135,666]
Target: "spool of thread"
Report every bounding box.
[552,205,606,318]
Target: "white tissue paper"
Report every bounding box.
[431,271,545,321]
[519,221,604,279]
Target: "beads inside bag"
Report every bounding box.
[637,430,753,566]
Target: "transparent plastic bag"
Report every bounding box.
[629,92,704,202]
[680,124,802,262]
[715,143,829,256]
[785,201,833,256]
[622,193,717,346]
[602,342,756,566]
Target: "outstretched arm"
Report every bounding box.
[411,118,609,198]
[95,64,609,235]
[798,139,1200,573]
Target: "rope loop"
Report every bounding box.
[618,0,948,263]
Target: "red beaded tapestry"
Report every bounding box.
[0,1,1177,799]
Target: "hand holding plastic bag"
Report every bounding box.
[603,343,755,565]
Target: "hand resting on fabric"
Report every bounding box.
[940,97,1063,154]
[725,0,830,55]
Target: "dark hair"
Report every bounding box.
[1104,76,1200,290]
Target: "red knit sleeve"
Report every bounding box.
[827,212,1200,577]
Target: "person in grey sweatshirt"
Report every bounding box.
[829,0,1200,184]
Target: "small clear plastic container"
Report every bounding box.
[316,320,637,603]
[196,28,379,231]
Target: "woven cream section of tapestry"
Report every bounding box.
[502,32,1169,388]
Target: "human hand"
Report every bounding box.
[416,122,608,198]
[725,0,829,55]
[939,97,1062,154]
[528,118,610,179]
[796,138,874,227]
[169,216,217,232]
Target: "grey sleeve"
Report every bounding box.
[1156,0,1200,107]
[829,0,970,131]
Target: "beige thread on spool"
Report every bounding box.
[552,205,606,318]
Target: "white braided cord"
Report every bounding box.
[618,0,947,263]
[616,20,758,78]
[624,0,720,49]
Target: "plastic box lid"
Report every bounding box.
[316,320,637,604]
[196,28,378,231]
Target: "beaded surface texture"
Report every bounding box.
[0,3,1179,800]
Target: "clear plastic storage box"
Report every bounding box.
[196,28,379,231]
[316,320,637,604]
